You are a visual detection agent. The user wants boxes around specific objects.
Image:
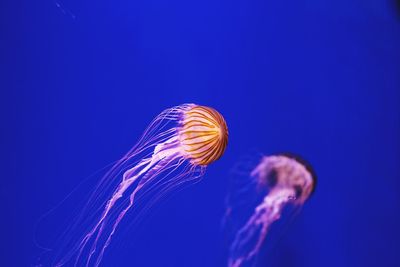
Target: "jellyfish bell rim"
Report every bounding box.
[275,152,317,196]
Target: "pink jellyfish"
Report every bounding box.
[227,154,316,267]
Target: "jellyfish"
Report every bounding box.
[44,103,228,267]
[226,154,316,267]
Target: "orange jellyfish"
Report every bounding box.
[226,154,316,267]
[48,104,228,267]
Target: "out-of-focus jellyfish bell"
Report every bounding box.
[43,104,228,267]
[252,154,316,205]
[227,154,316,267]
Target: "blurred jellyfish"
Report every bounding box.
[45,104,228,267]
[226,154,316,267]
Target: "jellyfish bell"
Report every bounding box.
[227,153,316,267]
[251,154,316,205]
[37,103,228,267]
[179,105,228,166]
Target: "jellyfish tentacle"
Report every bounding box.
[81,134,188,266]
[229,194,289,267]
[77,157,158,266]
[82,140,182,266]
[70,111,182,257]
[79,165,159,264]
[93,155,188,266]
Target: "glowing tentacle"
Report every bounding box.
[229,190,292,267]
[93,154,186,266]
[84,137,184,266]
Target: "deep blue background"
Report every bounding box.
[2,0,400,266]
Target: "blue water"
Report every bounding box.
[2,0,400,266]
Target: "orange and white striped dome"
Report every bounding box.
[179,105,228,166]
